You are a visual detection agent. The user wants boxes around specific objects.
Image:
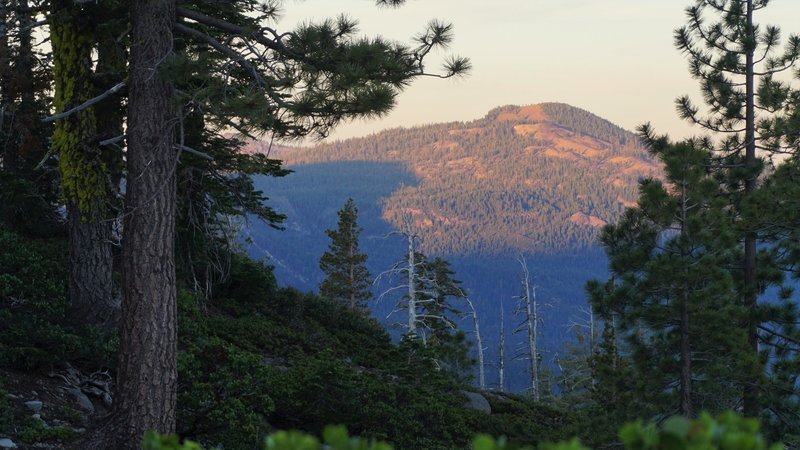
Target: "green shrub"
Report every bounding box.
[144,426,392,450]
[18,417,78,445]
[176,260,476,450]
[0,381,12,434]
[0,226,68,317]
[145,412,783,450]
[619,411,782,450]
[59,406,88,427]
[177,337,276,450]
[0,227,116,370]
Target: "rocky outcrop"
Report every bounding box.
[461,391,491,414]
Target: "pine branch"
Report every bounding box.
[176,6,298,58]
[759,324,800,347]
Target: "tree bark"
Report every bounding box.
[50,0,117,325]
[112,0,177,447]
[743,0,760,418]
[67,203,114,324]
[679,172,693,418]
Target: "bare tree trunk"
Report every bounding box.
[407,233,417,337]
[498,301,505,392]
[528,284,539,400]
[588,304,597,389]
[466,297,485,390]
[588,305,595,355]
[519,256,539,401]
[111,1,177,447]
[742,0,760,418]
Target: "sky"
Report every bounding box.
[277,0,800,142]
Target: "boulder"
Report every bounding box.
[24,400,42,413]
[66,388,95,414]
[461,391,491,414]
[0,438,17,449]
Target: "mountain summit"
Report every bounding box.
[278,103,659,255]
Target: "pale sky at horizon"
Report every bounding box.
[276,0,800,143]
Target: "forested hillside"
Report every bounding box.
[247,104,656,392]
[2,0,800,448]
[279,103,659,255]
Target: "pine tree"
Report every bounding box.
[319,198,372,311]
[0,0,58,237]
[674,0,800,415]
[590,132,751,421]
[50,0,125,326]
[742,152,800,436]
[107,1,469,445]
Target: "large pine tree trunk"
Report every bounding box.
[67,203,114,324]
[112,1,177,447]
[50,1,117,324]
[743,0,760,417]
[679,178,692,418]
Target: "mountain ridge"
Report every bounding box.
[267,102,659,256]
[245,103,661,391]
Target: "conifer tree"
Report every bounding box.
[319,198,372,311]
[590,132,751,420]
[49,0,125,325]
[109,0,469,445]
[674,0,800,415]
[416,255,472,375]
[742,153,800,436]
[0,0,58,237]
[0,0,470,445]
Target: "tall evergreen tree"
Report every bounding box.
[110,1,178,447]
[742,152,800,436]
[674,0,800,415]
[0,0,58,238]
[49,0,125,325]
[107,1,469,444]
[588,131,761,430]
[319,198,372,311]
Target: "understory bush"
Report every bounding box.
[0,227,116,371]
[144,412,784,450]
[176,257,483,449]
